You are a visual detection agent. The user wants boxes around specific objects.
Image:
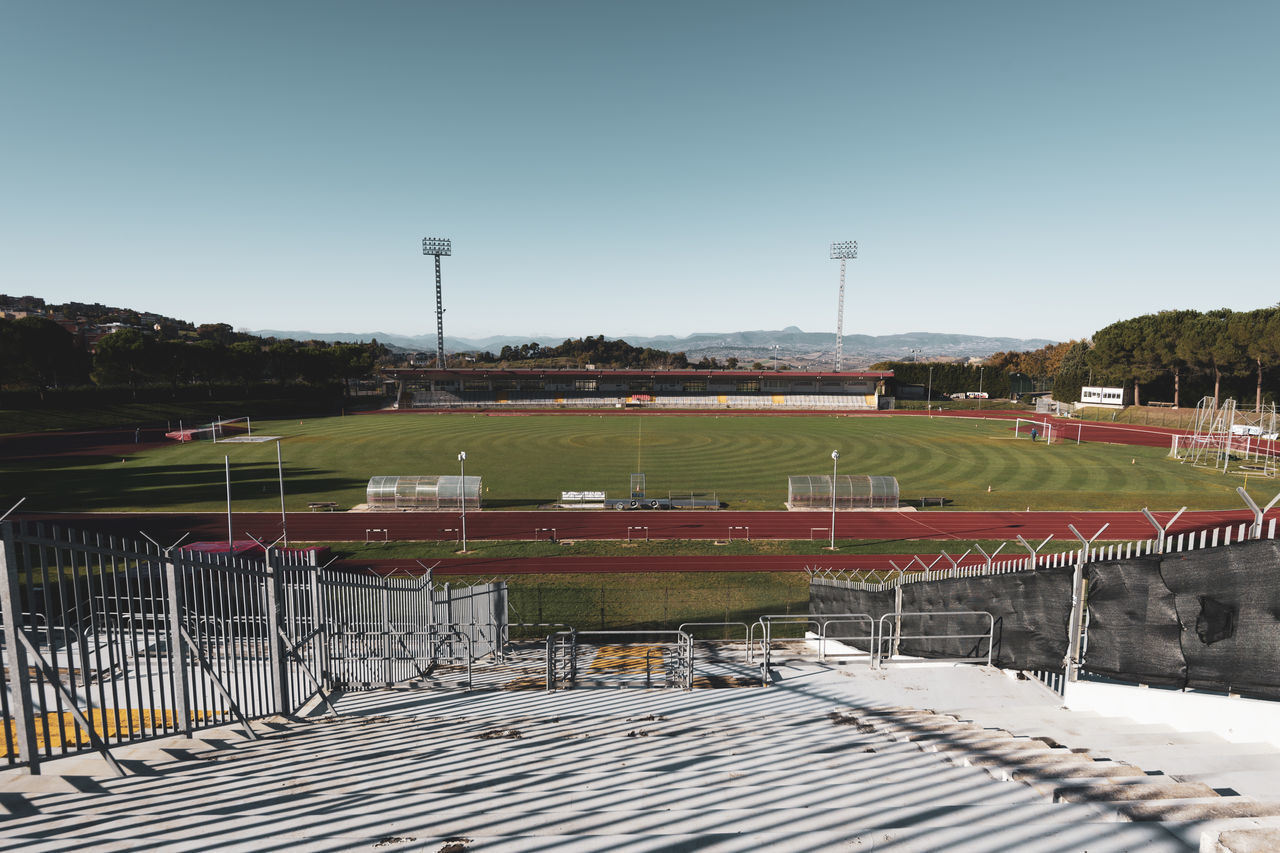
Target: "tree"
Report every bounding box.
[1052,341,1092,403]
[92,328,151,397]
[1229,307,1280,412]
[1178,310,1243,407]
[0,316,88,394]
[1089,316,1161,405]
[1149,310,1197,408]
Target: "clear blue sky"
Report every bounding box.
[3,1,1277,343]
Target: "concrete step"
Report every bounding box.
[1054,781,1222,803]
[0,761,1015,813]
[0,773,1053,823]
[1207,827,1280,853]
[922,737,1063,755]
[0,801,1148,843]
[0,823,1200,853]
[957,749,1098,768]
[1115,798,1280,823]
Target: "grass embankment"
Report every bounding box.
[491,572,810,638]
[0,397,352,435]
[2,411,1265,513]
[1075,406,1198,430]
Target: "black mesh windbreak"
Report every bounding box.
[809,582,895,631]
[1162,540,1280,699]
[896,569,1073,670]
[808,581,890,640]
[1084,557,1186,688]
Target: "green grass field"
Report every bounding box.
[493,572,809,637]
[2,411,1266,513]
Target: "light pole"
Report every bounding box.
[458,450,468,552]
[771,344,780,372]
[830,449,840,550]
[422,237,452,369]
[978,367,985,411]
[830,241,857,372]
[927,365,934,415]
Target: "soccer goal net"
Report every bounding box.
[1012,418,1053,445]
[209,417,254,442]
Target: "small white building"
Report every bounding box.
[1079,386,1129,409]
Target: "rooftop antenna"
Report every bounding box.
[422,237,452,369]
[829,241,857,371]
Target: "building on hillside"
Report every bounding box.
[383,367,895,411]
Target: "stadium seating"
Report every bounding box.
[407,389,880,411]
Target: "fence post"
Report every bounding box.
[0,522,39,774]
[1236,487,1280,540]
[1016,534,1053,571]
[163,550,193,738]
[973,542,1005,573]
[1141,506,1186,555]
[1065,523,1108,682]
[381,576,393,687]
[263,549,288,714]
[308,565,330,691]
[892,584,904,658]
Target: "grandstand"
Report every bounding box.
[385,367,893,411]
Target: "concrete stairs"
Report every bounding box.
[841,702,1280,852]
[0,662,1276,851]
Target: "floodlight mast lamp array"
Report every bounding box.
[829,241,857,372]
[422,237,452,369]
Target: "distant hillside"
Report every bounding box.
[248,326,1058,367]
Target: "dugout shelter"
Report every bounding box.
[787,475,899,509]
[366,475,481,510]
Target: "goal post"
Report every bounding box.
[1013,418,1053,445]
[211,417,251,442]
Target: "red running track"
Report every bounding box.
[349,553,1029,576]
[21,507,1267,545]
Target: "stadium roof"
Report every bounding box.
[383,367,894,380]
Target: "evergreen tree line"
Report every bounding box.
[1084,307,1280,409]
[494,335,692,369]
[880,307,1280,408]
[0,316,388,399]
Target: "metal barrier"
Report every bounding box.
[0,520,503,775]
[424,626,473,691]
[500,622,572,661]
[545,630,693,691]
[678,622,749,643]
[750,614,875,685]
[815,614,876,662]
[874,610,995,669]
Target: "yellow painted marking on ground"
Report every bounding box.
[587,644,664,674]
[2,708,221,755]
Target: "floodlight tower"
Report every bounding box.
[422,237,452,369]
[829,241,857,372]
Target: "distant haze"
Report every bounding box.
[246,326,1057,368]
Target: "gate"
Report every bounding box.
[544,630,693,691]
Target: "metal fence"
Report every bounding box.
[809,510,1280,696]
[0,521,504,775]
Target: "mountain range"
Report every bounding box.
[246,327,1058,368]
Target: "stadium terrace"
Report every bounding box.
[384,367,895,411]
